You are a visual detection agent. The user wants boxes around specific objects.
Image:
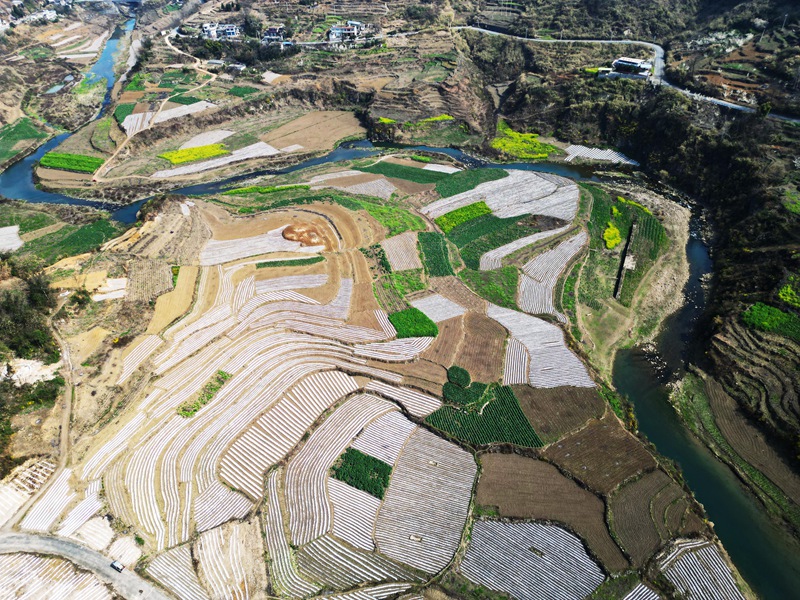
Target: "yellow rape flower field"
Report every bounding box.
[158,143,230,165]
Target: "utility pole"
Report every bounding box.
[782,13,788,29]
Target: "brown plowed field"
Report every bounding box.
[456,312,505,383]
[609,469,706,567]
[512,385,605,444]
[706,376,800,505]
[370,358,447,392]
[430,276,486,312]
[421,315,464,368]
[477,453,629,572]
[543,413,657,495]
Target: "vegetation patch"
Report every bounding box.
[159,144,229,165]
[357,162,448,184]
[459,266,518,310]
[435,201,492,233]
[490,119,558,160]
[388,307,438,338]
[113,103,136,124]
[418,232,454,276]
[21,220,123,265]
[778,275,800,309]
[223,184,310,195]
[255,256,325,269]
[603,222,622,249]
[435,168,508,198]
[358,199,425,237]
[427,385,543,447]
[228,86,259,97]
[170,95,202,105]
[388,269,425,297]
[410,154,431,163]
[178,371,232,417]
[330,448,392,499]
[40,152,104,174]
[0,118,47,164]
[0,204,56,233]
[783,189,800,215]
[742,302,800,342]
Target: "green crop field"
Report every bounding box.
[159,144,229,165]
[358,200,425,237]
[435,168,508,198]
[170,95,202,105]
[40,152,104,174]
[357,162,449,184]
[742,302,800,342]
[388,269,425,297]
[331,448,392,499]
[0,118,47,164]
[426,385,543,447]
[418,232,454,276]
[223,184,310,196]
[388,307,438,338]
[256,256,325,269]
[113,103,136,124]
[228,86,259,97]
[459,266,518,309]
[178,371,232,417]
[435,201,492,233]
[20,219,123,265]
[0,205,57,234]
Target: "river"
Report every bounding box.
[3,20,800,596]
[614,226,800,599]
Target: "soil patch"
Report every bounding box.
[262,110,365,153]
[456,312,505,382]
[512,385,605,444]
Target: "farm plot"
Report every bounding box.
[518,231,587,321]
[659,541,745,600]
[152,142,280,179]
[623,583,661,600]
[20,468,75,532]
[418,232,454,277]
[502,338,528,385]
[381,232,422,271]
[127,259,173,302]
[410,294,466,323]
[420,315,463,368]
[0,458,56,527]
[40,152,104,174]
[543,414,657,495]
[181,129,235,149]
[0,225,23,252]
[487,304,594,388]
[480,224,570,270]
[148,544,211,600]
[511,385,605,443]
[422,170,579,222]
[199,226,324,265]
[476,454,628,572]
[0,553,111,600]
[460,520,605,600]
[610,469,701,567]
[455,312,506,383]
[374,427,476,573]
[147,266,199,334]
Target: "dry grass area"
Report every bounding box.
[146,266,199,334]
[543,413,657,495]
[52,270,108,291]
[262,110,365,153]
[512,385,605,444]
[477,453,629,572]
[67,326,110,366]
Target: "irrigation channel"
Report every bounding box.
[2,17,800,598]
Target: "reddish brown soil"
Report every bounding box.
[421,315,464,368]
[456,312,505,383]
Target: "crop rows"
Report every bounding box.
[297,534,418,589]
[422,170,579,222]
[56,481,103,537]
[20,468,75,532]
[352,411,417,464]
[109,536,142,567]
[200,226,323,266]
[0,554,111,600]
[660,541,744,600]
[127,259,174,303]
[381,232,422,271]
[374,428,476,573]
[354,337,434,361]
[71,517,115,552]
[220,370,359,499]
[148,544,210,600]
[153,101,216,125]
[286,394,395,545]
[409,293,466,323]
[328,477,382,551]
[159,143,229,165]
[364,380,442,417]
[460,520,605,600]
[40,152,104,173]
[488,304,594,388]
[623,583,661,600]
[318,583,413,600]
[518,231,587,321]
[564,144,640,166]
[0,458,55,526]
[418,232,454,277]
[264,470,320,598]
[152,141,281,179]
[479,225,569,270]
[0,225,23,252]
[254,274,328,294]
[195,524,247,600]
[118,335,164,385]
[503,338,529,385]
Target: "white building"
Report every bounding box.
[202,22,241,40]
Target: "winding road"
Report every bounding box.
[0,532,173,599]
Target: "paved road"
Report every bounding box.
[0,532,173,600]
[457,26,800,124]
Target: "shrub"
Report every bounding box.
[435,201,492,233]
[39,153,104,174]
[159,144,229,164]
[411,154,431,163]
[178,371,232,417]
[603,222,622,249]
[617,195,652,215]
[357,162,449,184]
[378,117,396,124]
[447,365,470,387]
[435,168,508,198]
[418,232,454,277]
[778,276,800,309]
[331,448,392,499]
[388,307,438,338]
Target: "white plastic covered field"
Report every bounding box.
[199,226,324,265]
[0,553,111,600]
[0,225,24,252]
[380,232,422,271]
[660,540,744,600]
[460,520,605,600]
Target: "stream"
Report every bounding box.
[3,17,800,598]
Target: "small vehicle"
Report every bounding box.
[110,561,125,572]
